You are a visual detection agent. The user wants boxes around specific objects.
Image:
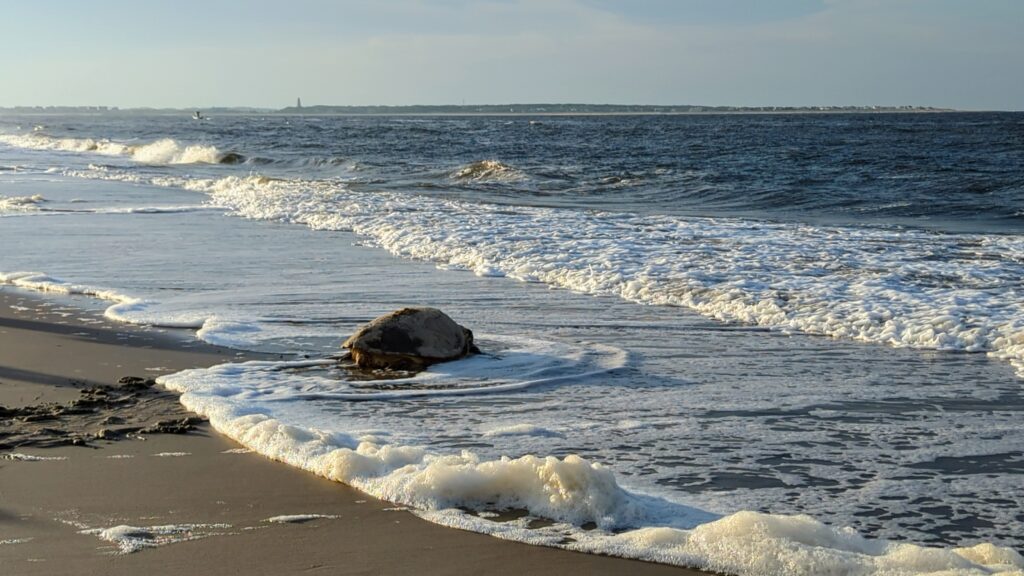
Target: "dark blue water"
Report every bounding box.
[4,112,1023,233]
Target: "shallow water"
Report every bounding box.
[2,113,1023,573]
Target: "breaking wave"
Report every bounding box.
[451,160,526,182]
[56,168,1024,381]
[0,132,238,165]
[0,194,46,214]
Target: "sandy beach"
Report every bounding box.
[0,288,710,575]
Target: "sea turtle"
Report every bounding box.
[342,307,477,371]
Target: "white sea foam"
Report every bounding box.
[3,452,68,461]
[164,336,623,401]
[195,319,265,349]
[90,205,220,215]
[0,132,129,155]
[0,193,46,213]
[0,271,269,345]
[81,523,231,554]
[153,172,1023,381]
[264,514,338,524]
[482,424,564,438]
[451,160,526,182]
[0,271,194,327]
[131,138,221,164]
[0,271,137,306]
[0,133,223,164]
[425,510,1024,575]
[157,362,1024,575]
[0,267,279,352]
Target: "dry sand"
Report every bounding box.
[0,288,710,575]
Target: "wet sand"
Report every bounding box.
[0,289,710,575]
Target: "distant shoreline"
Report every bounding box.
[0,104,970,116]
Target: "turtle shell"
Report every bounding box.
[342,307,474,369]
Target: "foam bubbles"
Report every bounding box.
[157,362,1024,575]
[574,512,1024,575]
[81,523,231,554]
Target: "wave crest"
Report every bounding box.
[0,132,238,165]
[0,194,46,213]
[451,160,525,182]
[57,167,1024,382]
[129,138,222,164]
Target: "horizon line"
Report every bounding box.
[1,102,989,114]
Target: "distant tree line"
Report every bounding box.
[0,104,954,115]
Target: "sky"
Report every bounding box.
[3,0,1022,110]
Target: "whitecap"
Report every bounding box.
[451,160,526,182]
[0,132,227,165]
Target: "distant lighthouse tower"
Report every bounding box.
[296,97,302,109]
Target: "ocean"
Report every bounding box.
[2,112,1023,574]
